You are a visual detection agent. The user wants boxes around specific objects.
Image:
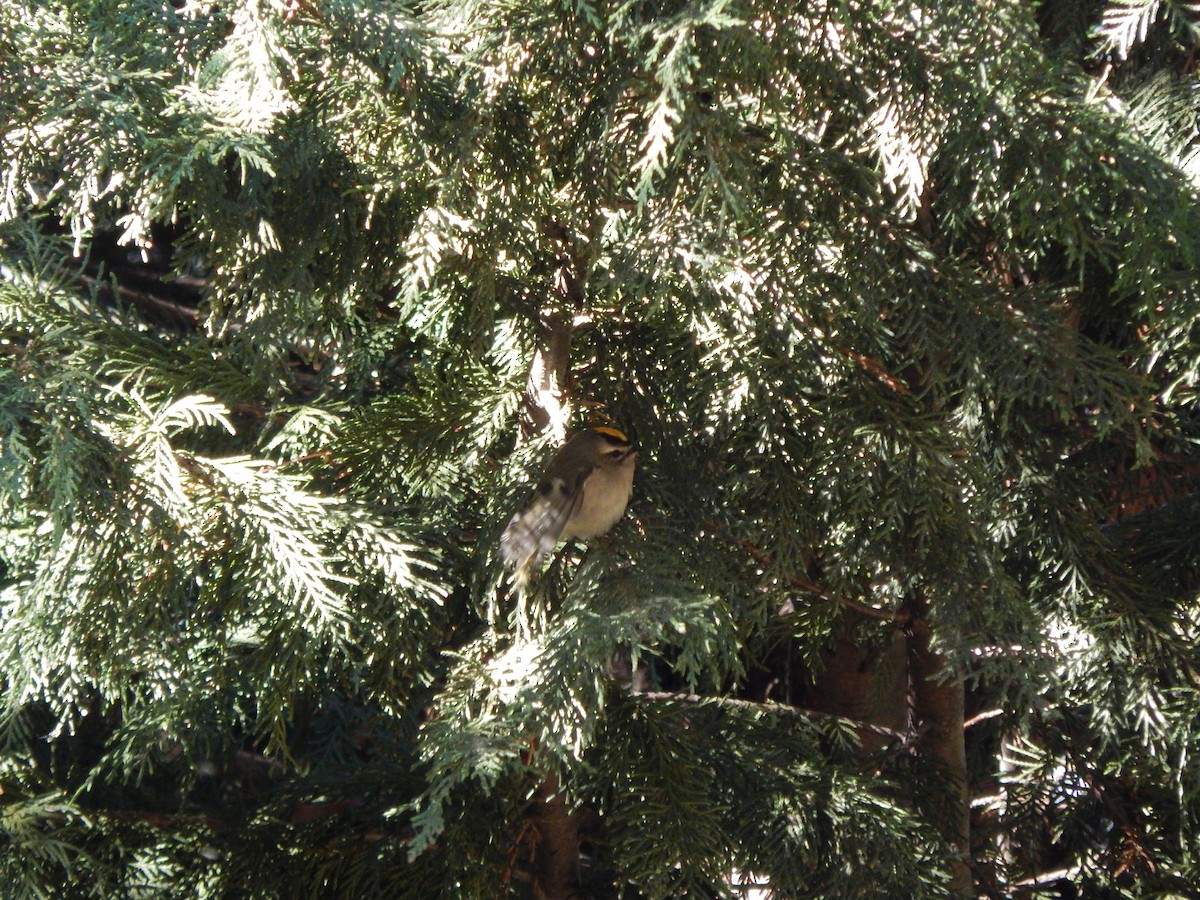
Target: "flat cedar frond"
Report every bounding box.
[4,0,1200,896]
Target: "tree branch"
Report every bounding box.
[732,533,911,624]
[636,690,919,747]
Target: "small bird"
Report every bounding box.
[501,426,640,588]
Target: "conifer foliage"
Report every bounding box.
[3,0,1200,896]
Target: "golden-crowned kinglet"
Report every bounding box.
[501,426,640,587]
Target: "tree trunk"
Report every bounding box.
[531,772,582,900]
[807,627,909,754]
[907,594,971,896]
[810,601,971,894]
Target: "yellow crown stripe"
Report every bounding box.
[591,426,629,442]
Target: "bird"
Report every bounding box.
[501,426,640,589]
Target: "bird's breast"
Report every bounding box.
[562,463,635,540]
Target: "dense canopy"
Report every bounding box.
[3,0,1200,896]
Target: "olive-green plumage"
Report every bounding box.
[501,427,639,588]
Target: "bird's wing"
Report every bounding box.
[500,468,590,577]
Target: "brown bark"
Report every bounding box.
[530,772,583,900]
[521,216,590,442]
[907,593,972,896]
[521,311,574,442]
[807,629,909,754]
[809,598,971,894]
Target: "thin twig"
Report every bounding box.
[636,690,918,746]
[734,533,911,624]
[77,272,200,329]
[964,708,1004,729]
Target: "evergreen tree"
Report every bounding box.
[3,0,1200,896]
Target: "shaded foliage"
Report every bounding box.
[3,0,1200,896]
